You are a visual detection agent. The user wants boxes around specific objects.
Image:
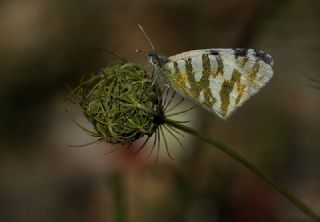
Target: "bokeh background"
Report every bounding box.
[1,0,320,221]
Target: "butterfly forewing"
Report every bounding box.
[161,48,273,118]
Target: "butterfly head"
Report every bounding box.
[146,52,159,65]
[146,52,169,68]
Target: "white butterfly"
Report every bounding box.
[138,25,274,119]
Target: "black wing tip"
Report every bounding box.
[254,50,274,66]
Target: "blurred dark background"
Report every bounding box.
[1,0,320,221]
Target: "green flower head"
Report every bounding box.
[69,60,165,145]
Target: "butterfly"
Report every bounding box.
[138,25,274,119]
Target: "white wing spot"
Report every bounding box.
[194,72,202,82]
[177,60,186,73]
[199,90,205,103]
[191,57,203,82]
[218,49,235,58]
[228,85,239,115]
[223,64,234,81]
[208,55,218,73]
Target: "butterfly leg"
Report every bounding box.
[150,66,155,78]
[151,75,158,86]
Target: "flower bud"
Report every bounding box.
[71,60,165,144]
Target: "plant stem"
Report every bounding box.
[165,118,320,222]
[112,173,127,222]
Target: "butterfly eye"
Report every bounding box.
[152,57,158,64]
[146,55,158,65]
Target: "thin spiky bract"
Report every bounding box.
[69,60,165,144]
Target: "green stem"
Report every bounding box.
[165,118,320,222]
[112,173,127,222]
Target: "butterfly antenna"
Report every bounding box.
[138,24,156,53]
[135,49,148,55]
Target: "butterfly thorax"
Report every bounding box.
[146,52,172,82]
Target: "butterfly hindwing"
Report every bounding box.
[161,48,273,118]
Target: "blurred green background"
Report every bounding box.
[1,0,320,221]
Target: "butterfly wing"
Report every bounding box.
[162,48,274,119]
